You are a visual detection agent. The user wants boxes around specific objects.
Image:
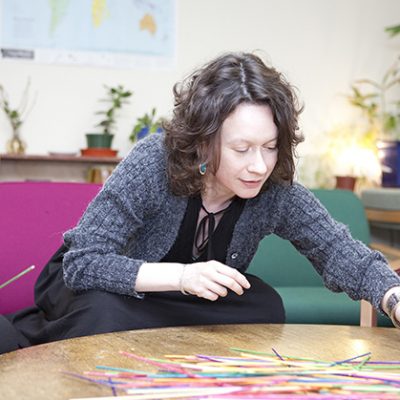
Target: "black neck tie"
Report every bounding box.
[194,202,231,260]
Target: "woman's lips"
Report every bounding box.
[240,179,263,189]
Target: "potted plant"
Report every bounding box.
[0,80,34,154]
[86,84,133,149]
[347,24,400,187]
[327,125,382,191]
[129,108,163,143]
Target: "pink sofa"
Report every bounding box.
[0,182,101,315]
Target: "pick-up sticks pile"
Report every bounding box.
[67,348,400,399]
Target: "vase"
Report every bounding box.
[6,130,26,155]
[137,126,150,141]
[335,176,357,191]
[135,126,163,142]
[377,140,400,188]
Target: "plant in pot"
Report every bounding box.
[129,107,163,143]
[347,24,400,187]
[86,84,133,151]
[324,125,381,191]
[0,80,34,155]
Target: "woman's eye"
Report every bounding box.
[235,148,248,153]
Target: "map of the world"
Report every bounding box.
[0,0,175,67]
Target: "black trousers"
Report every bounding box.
[1,246,285,354]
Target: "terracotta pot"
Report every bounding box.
[335,176,357,191]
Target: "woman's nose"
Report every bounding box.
[247,149,268,174]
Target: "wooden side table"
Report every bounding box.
[359,188,400,326]
[360,242,400,327]
[361,188,400,232]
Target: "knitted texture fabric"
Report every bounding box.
[63,133,400,312]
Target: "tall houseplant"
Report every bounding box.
[86,84,133,149]
[347,24,400,187]
[0,80,33,154]
[347,61,400,141]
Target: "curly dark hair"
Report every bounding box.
[164,52,304,196]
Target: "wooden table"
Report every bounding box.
[1,324,399,400]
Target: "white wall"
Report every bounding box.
[0,0,399,157]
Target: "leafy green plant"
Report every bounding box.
[0,80,33,133]
[347,62,400,140]
[347,25,400,140]
[385,24,400,37]
[96,85,133,135]
[129,107,163,142]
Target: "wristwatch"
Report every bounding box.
[383,287,400,328]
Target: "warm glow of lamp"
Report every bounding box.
[331,145,381,181]
[297,125,383,189]
[321,125,381,184]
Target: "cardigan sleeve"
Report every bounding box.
[62,136,165,297]
[273,183,400,312]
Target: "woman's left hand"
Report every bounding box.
[179,261,251,301]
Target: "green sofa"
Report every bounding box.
[247,189,393,326]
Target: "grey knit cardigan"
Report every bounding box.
[63,133,400,313]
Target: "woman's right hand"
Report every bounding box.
[180,261,251,301]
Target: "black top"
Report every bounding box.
[2,196,286,355]
[162,195,246,264]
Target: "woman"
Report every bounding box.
[3,52,400,354]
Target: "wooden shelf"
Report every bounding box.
[0,153,122,164]
[0,153,122,182]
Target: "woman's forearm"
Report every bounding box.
[134,261,251,301]
[134,262,184,292]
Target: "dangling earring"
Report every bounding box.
[199,163,207,175]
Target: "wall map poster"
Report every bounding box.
[0,0,175,68]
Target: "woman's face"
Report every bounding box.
[206,103,278,202]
